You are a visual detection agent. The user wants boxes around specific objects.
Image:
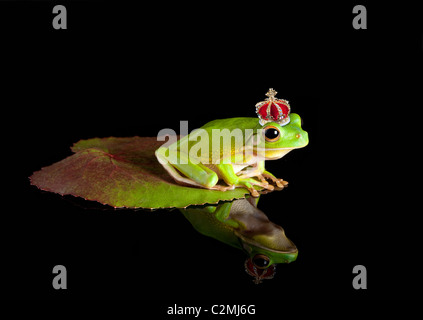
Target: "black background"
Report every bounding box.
[1,0,422,306]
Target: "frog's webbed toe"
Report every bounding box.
[256,175,275,190]
[262,172,288,188]
[236,178,273,197]
[245,186,260,198]
[272,178,288,188]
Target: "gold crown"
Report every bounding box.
[255,88,291,126]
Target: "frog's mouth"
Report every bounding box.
[254,147,295,160]
[254,141,308,159]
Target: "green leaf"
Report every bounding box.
[30,136,252,209]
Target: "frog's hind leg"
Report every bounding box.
[156,157,204,188]
[156,147,225,190]
[155,147,205,187]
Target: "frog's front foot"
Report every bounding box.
[261,172,289,189]
[241,183,260,198]
[258,180,275,191]
[238,178,274,198]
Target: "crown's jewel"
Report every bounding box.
[255,88,291,126]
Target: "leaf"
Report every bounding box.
[30,136,251,209]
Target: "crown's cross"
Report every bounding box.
[265,88,278,101]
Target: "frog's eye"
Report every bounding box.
[263,126,280,142]
[252,254,270,269]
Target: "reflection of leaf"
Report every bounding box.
[30,137,251,209]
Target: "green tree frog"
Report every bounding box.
[156,89,308,197]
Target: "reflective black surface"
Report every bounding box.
[2,1,422,302]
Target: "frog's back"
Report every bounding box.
[201,117,261,132]
[199,117,261,162]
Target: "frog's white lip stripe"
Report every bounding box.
[254,147,297,151]
[236,232,298,254]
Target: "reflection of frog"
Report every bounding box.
[181,197,298,284]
